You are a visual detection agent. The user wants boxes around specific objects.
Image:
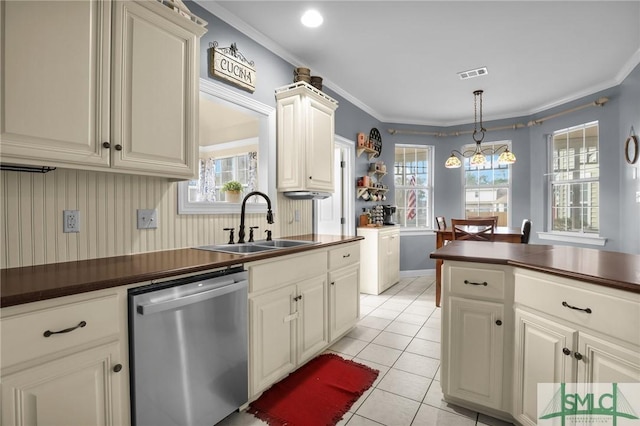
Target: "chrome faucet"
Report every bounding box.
[237,191,274,244]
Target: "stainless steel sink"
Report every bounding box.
[195,239,318,255]
[255,239,318,248]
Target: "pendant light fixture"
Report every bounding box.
[445,90,516,168]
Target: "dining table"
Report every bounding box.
[434,226,523,307]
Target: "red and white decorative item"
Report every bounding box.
[407,175,416,220]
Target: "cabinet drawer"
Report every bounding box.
[249,251,327,293]
[515,269,640,346]
[447,263,507,300]
[328,243,360,270]
[1,294,120,369]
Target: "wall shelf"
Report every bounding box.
[356,146,378,160]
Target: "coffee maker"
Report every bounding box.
[382,205,397,225]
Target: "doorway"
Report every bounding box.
[315,135,355,235]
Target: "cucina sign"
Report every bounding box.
[209,42,256,93]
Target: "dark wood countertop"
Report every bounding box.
[0,234,363,308]
[430,241,640,293]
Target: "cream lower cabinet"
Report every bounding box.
[358,226,400,295]
[248,250,329,398]
[441,261,514,420]
[0,0,206,179]
[513,268,640,426]
[328,242,361,342]
[0,288,129,426]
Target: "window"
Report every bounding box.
[549,121,599,234]
[394,144,433,228]
[463,141,512,226]
[190,149,258,202]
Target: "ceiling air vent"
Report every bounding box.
[457,67,489,80]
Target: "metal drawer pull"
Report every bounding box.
[43,320,87,337]
[343,253,351,258]
[464,280,488,286]
[562,301,592,314]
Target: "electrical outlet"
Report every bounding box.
[137,209,158,229]
[294,209,300,222]
[63,210,80,233]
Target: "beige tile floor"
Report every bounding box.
[218,275,514,426]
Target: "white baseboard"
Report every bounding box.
[400,269,435,278]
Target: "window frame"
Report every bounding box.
[543,121,603,240]
[460,140,513,227]
[393,144,434,232]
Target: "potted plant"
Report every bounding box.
[222,180,243,203]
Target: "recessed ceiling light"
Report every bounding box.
[301,9,323,28]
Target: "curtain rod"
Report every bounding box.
[386,96,609,138]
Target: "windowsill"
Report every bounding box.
[400,228,436,236]
[537,232,607,246]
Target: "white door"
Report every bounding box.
[317,136,354,235]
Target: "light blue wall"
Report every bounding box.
[188,3,640,270]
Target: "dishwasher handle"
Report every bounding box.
[137,279,247,315]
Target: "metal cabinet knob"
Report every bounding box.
[113,364,123,373]
[562,347,571,356]
[574,352,583,361]
[102,142,111,149]
[115,144,123,151]
[495,320,502,326]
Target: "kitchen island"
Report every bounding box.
[430,241,639,425]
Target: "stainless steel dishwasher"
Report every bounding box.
[128,267,248,426]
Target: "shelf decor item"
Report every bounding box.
[222,180,243,203]
[624,128,638,165]
[209,41,256,93]
[369,128,382,158]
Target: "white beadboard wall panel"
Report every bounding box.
[0,169,307,269]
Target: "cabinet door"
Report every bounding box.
[0,0,111,168]
[250,285,297,396]
[111,1,198,178]
[577,332,640,385]
[447,297,505,410]
[513,309,576,426]
[1,341,124,426]
[305,97,335,192]
[329,265,360,342]
[297,275,329,364]
[386,230,400,288]
[276,94,302,190]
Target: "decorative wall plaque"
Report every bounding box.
[208,42,256,92]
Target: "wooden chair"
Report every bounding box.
[468,215,499,226]
[451,218,496,241]
[436,216,447,230]
[521,219,532,243]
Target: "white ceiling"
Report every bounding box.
[198,1,640,126]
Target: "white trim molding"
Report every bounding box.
[400,229,436,237]
[400,269,436,278]
[537,232,607,247]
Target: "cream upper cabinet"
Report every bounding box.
[275,82,338,193]
[358,226,400,295]
[0,287,129,426]
[0,0,206,179]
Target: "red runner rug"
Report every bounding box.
[248,353,379,426]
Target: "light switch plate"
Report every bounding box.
[137,209,158,229]
[636,191,640,203]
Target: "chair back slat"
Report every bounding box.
[451,219,496,241]
[521,219,532,244]
[436,216,447,230]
